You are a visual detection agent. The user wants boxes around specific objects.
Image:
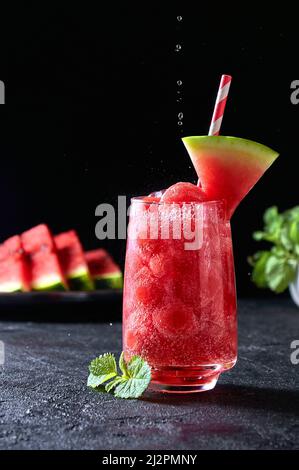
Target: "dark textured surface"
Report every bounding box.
[0,299,298,450]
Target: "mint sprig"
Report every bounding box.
[249,206,299,293]
[87,352,151,399]
[87,353,117,388]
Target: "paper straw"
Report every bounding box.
[209,75,232,136]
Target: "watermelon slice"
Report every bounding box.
[28,252,67,291]
[182,136,279,217]
[55,230,94,290]
[21,224,56,254]
[85,249,123,289]
[21,224,67,291]
[0,236,29,292]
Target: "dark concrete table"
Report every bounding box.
[0,299,298,450]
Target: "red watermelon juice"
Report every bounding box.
[123,184,236,392]
[123,136,279,393]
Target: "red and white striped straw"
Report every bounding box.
[209,74,232,136]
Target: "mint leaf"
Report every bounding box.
[289,220,299,245]
[105,376,126,393]
[263,206,278,225]
[285,206,299,222]
[271,246,287,258]
[265,255,297,293]
[114,356,151,399]
[250,205,299,293]
[251,251,271,288]
[279,226,293,251]
[253,231,266,241]
[87,373,106,388]
[87,352,151,399]
[87,353,117,388]
[263,206,283,237]
[89,353,117,376]
[119,351,129,377]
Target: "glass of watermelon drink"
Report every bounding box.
[123,188,236,393]
[123,136,279,393]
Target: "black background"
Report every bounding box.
[0,4,298,297]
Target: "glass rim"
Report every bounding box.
[131,196,226,208]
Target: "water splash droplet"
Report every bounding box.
[177,16,183,22]
[178,112,184,120]
[175,44,182,52]
[178,121,183,126]
[177,80,183,86]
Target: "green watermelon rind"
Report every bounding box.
[65,265,94,291]
[67,272,94,291]
[0,281,23,293]
[182,136,279,167]
[93,272,123,289]
[30,273,67,291]
[31,282,66,292]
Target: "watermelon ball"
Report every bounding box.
[153,301,197,339]
[161,182,208,204]
[142,196,161,203]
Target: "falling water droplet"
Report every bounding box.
[175,44,182,52]
[178,121,183,126]
[177,16,183,22]
[178,112,184,120]
[177,80,183,86]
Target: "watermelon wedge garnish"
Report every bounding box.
[55,230,94,291]
[0,236,29,292]
[85,249,123,289]
[182,136,279,217]
[28,252,67,291]
[21,224,67,291]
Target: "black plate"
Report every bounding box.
[0,290,123,322]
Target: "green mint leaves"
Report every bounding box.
[87,353,117,388]
[249,206,299,293]
[87,352,151,399]
[113,355,152,399]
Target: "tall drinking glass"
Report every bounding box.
[123,197,237,393]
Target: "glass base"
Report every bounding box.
[150,360,236,394]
